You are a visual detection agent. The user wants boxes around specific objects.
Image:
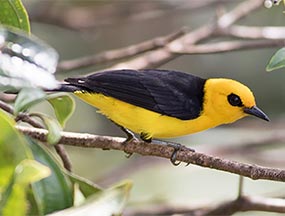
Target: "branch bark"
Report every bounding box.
[124,196,285,216]
[204,196,285,215]
[17,125,285,182]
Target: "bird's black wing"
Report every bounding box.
[64,69,206,120]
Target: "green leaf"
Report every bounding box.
[73,183,86,207]
[49,181,132,216]
[0,159,51,216]
[43,116,62,144]
[14,159,51,185]
[67,172,102,198]
[1,180,27,216]
[14,88,46,115]
[0,109,32,186]
[31,113,62,144]
[28,138,73,214]
[26,188,42,216]
[0,109,33,216]
[266,47,285,72]
[0,0,30,32]
[47,93,75,128]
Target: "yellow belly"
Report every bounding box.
[74,92,220,139]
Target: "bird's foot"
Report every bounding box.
[151,140,192,166]
[120,127,138,158]
[168,142,182,166]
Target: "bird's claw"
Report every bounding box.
[152,140,185,166]
[169,143,182,166]
[122,138,134,158]
[169,143,195,166]
[122,132,137,159]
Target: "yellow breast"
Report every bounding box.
[74,91,225,139]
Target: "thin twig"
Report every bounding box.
[238,176,244,198]
[108,0,264,70]
[55,0,267,72]
[225,25,285,39]
[0,93,16,103]
[216,0,263,29]
[125,196,285,216]
[54,144,72,172]
[204,196,285,215]
[109,24,215,70]
[173,39,285,54]
[17,125,285,182]
[29,0,232,30]
[57,28,186,71]
[0,100,43,128]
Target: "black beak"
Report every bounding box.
[243,106,270,121]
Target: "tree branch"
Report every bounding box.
[54,144,72,172]
[225,25,285,39]
[204,196,285,215]
[57,28,186,71]
[55,0,269,71]
[174,39,285,54]
[124,196,285,216]
[17,125,285,182]
[216,0,263,29]
[29,0,233,31]
[108,0,265,70]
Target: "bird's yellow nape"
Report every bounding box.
[203,78,256,124]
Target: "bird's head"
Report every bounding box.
[203,78,269,124]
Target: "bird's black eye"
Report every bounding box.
[227,93,243,107]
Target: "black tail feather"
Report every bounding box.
[50,84,82,92]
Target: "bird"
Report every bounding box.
[55,69,269,164]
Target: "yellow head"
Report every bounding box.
[203,78,269,125]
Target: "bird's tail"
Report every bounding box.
[49,83,82,92]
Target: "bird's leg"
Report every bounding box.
[116,124,138,158]
[120,126,136,143]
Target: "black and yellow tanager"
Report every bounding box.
[56,69,269,163]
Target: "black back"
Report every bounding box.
[64,69,206,120]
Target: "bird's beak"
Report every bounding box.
[243,106,270,121]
